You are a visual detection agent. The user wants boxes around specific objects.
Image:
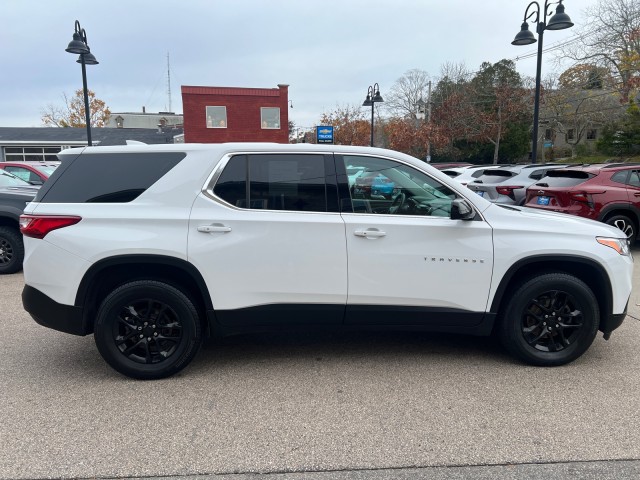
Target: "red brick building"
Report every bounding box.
[181,84,289,143]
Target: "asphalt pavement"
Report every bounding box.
[1,249,640,480]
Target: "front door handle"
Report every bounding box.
[197,223,232,233]
[354,228,386,238]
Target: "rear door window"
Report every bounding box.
[213,154,331,212]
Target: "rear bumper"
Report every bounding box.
[22,285,87,336]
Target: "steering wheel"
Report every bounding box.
[389,192,406,214]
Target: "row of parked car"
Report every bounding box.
[436,162,640,242]
[0,161,60,274]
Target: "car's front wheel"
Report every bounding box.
[94,280,202,379]
[498,273,599,366]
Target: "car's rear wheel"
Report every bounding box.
[605,214,636,241]
[94,280,202,380]
[498,273,599,366]
[0,226,24,275]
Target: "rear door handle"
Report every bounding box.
[354,228,386,238]
[197,224,232,233]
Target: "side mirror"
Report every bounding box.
[450,198,475,220]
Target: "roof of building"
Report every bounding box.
[181,85,288,97]
[0,127,184,146]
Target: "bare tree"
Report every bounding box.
[41,89,111,128]
[384,69,432,118]
[556,0,640,101]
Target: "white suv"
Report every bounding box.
[21,144,633,379]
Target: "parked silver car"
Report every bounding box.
[441,165,507,187]
[467,164,570,205]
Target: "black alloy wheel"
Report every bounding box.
[113,299,183,364]
[0,226,24,274]
[499,273,599,366]
[521,290,584,353]
[95,280,202,379]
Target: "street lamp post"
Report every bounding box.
[65,20,99,146]
[362,84,384,147]
[512,0,573,163]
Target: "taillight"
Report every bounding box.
[496,186,523,200]
[19,215,81,239]
[569,191,592,204]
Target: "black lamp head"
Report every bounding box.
[546,1,574,30]
[66,31,89,54]
[512,21,537,45]
[362,94,373,107]
[77,50,99,65]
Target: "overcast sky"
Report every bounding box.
[0,0,599,131]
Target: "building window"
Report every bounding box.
[261,107,281,129]
[3,146,61,162]
[587,129,597,140]
[567,129,575,140]
[206,106,227,128]
[544,129,552,140]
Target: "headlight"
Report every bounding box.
[597,237,631,256]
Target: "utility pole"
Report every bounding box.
[166,52,172,112]
[426,80,432,163]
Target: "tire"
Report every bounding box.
[605,214,636,242]
[0,226,24,274]
[498,273,599,366]
[94,280,202,380]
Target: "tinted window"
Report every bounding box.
[213,154,328,212]
[528,169,546,180]
[35,152,186,203]
[536,170,594,188]
[213,155,246,206]
[628,171,640,187]
[473,170,515,184]
[611,171,629,185]
[249,154,326,211]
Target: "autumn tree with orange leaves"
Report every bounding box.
[318,104,372,146]
[41,89,111,128]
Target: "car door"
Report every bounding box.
[338,154,494,327]
[188,152,348,326]
[625,170,640,204]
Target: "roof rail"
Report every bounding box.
[602,162,640,168]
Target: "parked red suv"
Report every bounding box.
[524,163,640,240]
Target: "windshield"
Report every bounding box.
[32,165,58,176]
[0,170,31,187]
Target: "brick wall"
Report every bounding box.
[181,84,289,143]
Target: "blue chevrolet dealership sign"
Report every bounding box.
[316,125,334,144]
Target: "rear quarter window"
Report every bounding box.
[35,152,186,203]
